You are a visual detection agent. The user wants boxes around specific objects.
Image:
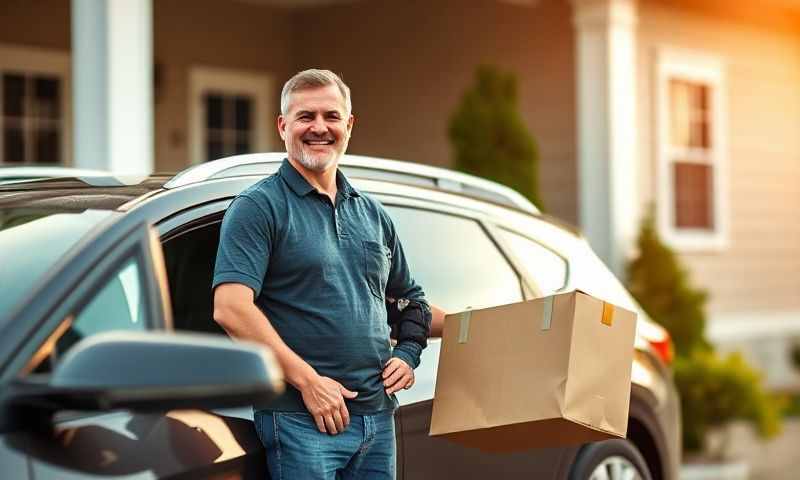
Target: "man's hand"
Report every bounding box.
[299,375,358,435]
[382,357,414,395]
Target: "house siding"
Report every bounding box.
[291,0,578,223]
[0,0,71,50]
[637,1,800,319]
[153,0,294,171]
[0,0,294,173]
[0,0,578,222]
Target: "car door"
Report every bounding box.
[155,199,276,477]
[4,220,264,479]
[384,203,573,480]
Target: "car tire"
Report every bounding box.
[568,439,653,480]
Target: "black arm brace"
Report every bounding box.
[386,298,432,349]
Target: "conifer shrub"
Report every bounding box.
[627,209,782,455]
[448,65,543,210]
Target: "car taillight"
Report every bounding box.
[638,321,674,366]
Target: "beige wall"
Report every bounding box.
[291,0,578,223]
[154,0,293,171]
[0,0,294,173]
[637,0,800,315]
[0,0,577,222]
[0,0,71,50]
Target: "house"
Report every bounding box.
[2,0,799,387]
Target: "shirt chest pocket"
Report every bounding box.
[363,240,391,300]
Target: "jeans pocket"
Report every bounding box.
[363,240,390,300]
[254,410,275,449]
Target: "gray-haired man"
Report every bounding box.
[212,69,431,479]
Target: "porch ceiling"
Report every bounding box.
[235,0,540,8]
[234,0,359,7]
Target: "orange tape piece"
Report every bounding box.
[601,302,615,327]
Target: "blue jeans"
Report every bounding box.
[254,410,396,480]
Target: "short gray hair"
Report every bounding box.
[280,69,352,116]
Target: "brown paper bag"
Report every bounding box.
[429,290,637,452]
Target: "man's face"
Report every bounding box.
[278,85,354,173]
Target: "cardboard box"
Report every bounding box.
[429,290,637,452]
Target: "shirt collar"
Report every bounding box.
[279,159,316,197]
[279,158,362,198]
[336,168,362,198]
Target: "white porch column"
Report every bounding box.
[572,0,639,278]
[72,0,153,174]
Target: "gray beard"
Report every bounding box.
[297,149,337,172]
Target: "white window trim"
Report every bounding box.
[188,66,274,164]
[655,47,729,252]
[0,44,71,166]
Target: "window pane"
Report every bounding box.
[3,126,25,163]
[671,79,711,149]
[34,76,60,119]
[498,229,567,295]
[235,131,250,154]
[205,94,224,129]
[674,162,714,229]
[55,257,148,358]
[234,140,250,155]
[3,74,25,117]
[207,138,224,162]
[234,96,251,131]
[34,128,60,164]
[386,206,523,313]
[690,120,710,149]
[670,80,691,148]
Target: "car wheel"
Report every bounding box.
[568,439,653,480]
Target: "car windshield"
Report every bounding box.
[0,208,113,324]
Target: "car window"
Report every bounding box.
[497,228,568,296]
[385,206,523,313]
[0,208,113,326]
[53,256,149,362]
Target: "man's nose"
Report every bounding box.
[309,115,327,133]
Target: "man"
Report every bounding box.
[212,69,431,479]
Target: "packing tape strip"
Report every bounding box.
[458,311,472,343]
[601,302,614,326]
[542,296,554,331]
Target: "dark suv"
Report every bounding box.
[0,153,680,479]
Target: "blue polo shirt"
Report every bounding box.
[213,159,428,414]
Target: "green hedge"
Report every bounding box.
[626,210,783,454]
[675,351,782,452]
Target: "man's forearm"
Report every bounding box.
[215,302,316,389]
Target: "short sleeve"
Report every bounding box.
[212,195,273,296]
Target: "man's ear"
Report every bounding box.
[347,114,355,136]
[277,115,287,141]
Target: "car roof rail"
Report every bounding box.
[164,152,539,214]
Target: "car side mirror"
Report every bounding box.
[5,331,283,424]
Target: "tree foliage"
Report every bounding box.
[626,211,709,357]
[675,351,783,454]
[626,209,782,455]
[448,65,543,209]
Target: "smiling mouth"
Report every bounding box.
[303,139,334,146]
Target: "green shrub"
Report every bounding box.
[675,351,783,454]
[448,65,543,210]
[783,393,800,417]
[626,209,783,455]
[626,210,709,357]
